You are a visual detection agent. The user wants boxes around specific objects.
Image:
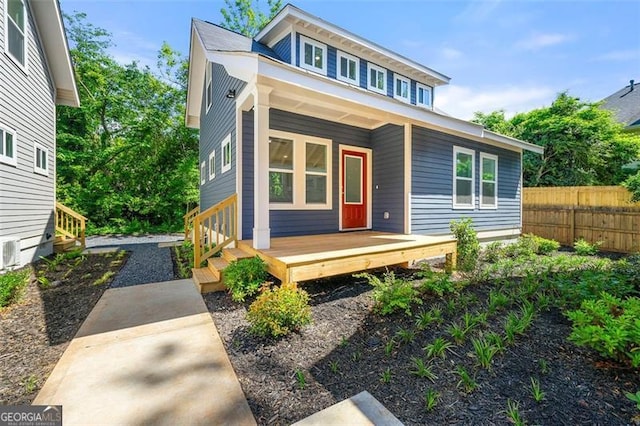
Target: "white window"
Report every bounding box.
[368,63,386,95]
[337,51,359,85]
[6,0,27,68]
[205,62,212,112]
[453,146,475,209]
[200,161,206,185]
[269,130,332,210]
[208,150,216,180]
[299,35,326,75]
[394,74,410,103]
[221,134,231,174]
[417,83,432,108]
[480,153,498,209]
[33,143,48,176]
[0,124,17,166]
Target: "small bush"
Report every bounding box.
[246,283,312,338]
[548,267,635,307]
[482,241,504,263]
[173,241,194,279]
[0,269,31,308]
[356,270,421,315]
[224,256,268,302]
[574,238,600,256]
[418,265,457,297]
[567,292,640,367]
[450,218,480,272]
[530,235,560,255]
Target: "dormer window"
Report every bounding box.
[300,35,326,75]
[417,83,432,108]
[368,63,386,95]
[394,74,410,103]
[337,51,359,85]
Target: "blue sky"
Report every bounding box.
[61,0,640,120]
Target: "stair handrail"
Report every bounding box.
[55,202,87,249]
[183,205,200,241]
[193,193,238,267]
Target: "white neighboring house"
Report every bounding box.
[0,0,79,270]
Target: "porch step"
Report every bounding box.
[53,236,78,253]
[207,257,229,281]
[192,267,225,294]
[222,247,253,263]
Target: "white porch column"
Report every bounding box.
[253,84,272,249]
[404,123,412,235]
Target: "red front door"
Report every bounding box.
[341,149,367,229]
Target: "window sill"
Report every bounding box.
[34,168,48,177]
[269,203,332,211]
[368,86,386,95]
[452,204,475,210]
[479,205,498,210]
[0,157,17,167]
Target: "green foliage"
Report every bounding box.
[482,241,504,263]
[424,388,440,411]
[395,328,415,345]
[424,337,453,359]
[450,218,480,272]
[173,242,194,279]
[530,377,545,403]
[533,235,561,255]
[295,369,306,389]
[410,357,437,381]
[546,266,635,307]
[355,270,421,315]
[455,365,477,393]
[246,284,312,338]
[418,265,457,297]
[471,337,498,369]
[625,390,640,410]
[623,171,640,202]
[567,292,640,367]
[220,0,282,36]
[0,269,30,308]
[225,256,268,302]
[573,238,601,256]
[505,399,526,426]
[380,367,392,384]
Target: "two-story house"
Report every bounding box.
[0,0,79,269]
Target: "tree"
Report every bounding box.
[473,92,640,187]
[220,0,282,37]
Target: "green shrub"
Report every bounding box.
[531,235,560,255]
[567,292,640,367]
[173,241,194,279]
[623,171,640,202]
[224,256,268,302]
[418,265,457,297]
[356,270,421,315]
[482,241,504,263]
[246,283,312,338]
[574,238,601,256]
[0,269,31,308]
[450,218,480,272]
[546,267,635,307]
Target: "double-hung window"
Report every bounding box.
[300,35,326,75]
[0,124,17,166]
[453,146,474,209]
[337,51,359,85]
[34,143,48,176]
[6,0,27,68]
[205,62,212,112]
[200,161,206,185]
[269,131,332,209]
[416,83,432,108]
[221,134,231,173]
[368,63,386,94]
[208,150,216,180]
[480,153,498,208]
[394,74,410,103]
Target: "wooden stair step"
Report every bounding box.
[191,267,226,294]
[207,257,229,281]
[222,247,253,263]
[53,237,77,253]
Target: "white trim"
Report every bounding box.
[338,144,372,231]
[394,74,410,103]
[33,142,48,176]
[367,63,386,95]
[299,34,327,75]
[404,123,412,234]
[0,123,17,166]
[4,0,28,73]
[268,129,332,210]
[290,31,296,66]
[208,149,216,180]
[476,228,521,240]
[479,152,498,209]
[453,146,475,210]
[205,62,212,112]
[221,133,232,174]
[200,161,206,185]
[416,83,432,108]
[336,50,359,86]
[236,102,244,240]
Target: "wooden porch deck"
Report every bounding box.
[237,231,457,284]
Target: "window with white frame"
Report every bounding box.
[221,135,231,173]
[208,150,216,180]
[394,74,410,103]
[6,0,27,68]
[368,63,386,94]
[337,51,359,85]
[299,35,326,74]
[200,161,206,185]
[480,153,498,208]
[34,143,48,176]
[269,131,332,209]
[416,83,432,108]
[205,62,212,111]
[0,124,17,166]
[453,146,474,208]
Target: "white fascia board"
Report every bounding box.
[483,130,544,154]
[185,24,206,128]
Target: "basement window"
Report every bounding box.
[0,124,17,166]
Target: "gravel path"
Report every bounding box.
[85,234,183,287]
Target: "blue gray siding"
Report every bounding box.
[241,111,254,240]
[371,125,404,233]
[272,33,291,63]
[327,46,337,79]
[411,126,521,235]
[359,59,368,90]
[199,63,246,209]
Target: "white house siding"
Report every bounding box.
[0,0,57,267]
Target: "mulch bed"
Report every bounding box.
[204,269,640,425]
[0,250,129,405]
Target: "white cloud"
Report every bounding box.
[441,47,463,60]
[593,49,640,62]
[435,84,556,120]
[516,33,572,51]
[455,0,503,23]
[108,29,160,68]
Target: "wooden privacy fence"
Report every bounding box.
[522,186,640,253]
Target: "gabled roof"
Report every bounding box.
[601,80,640,130]
[193,19,280,59]
[29,0,79,107]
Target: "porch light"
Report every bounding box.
[226,89,236,99]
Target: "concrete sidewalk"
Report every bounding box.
[34,279,256,426]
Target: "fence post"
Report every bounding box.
[568,206,575,244]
